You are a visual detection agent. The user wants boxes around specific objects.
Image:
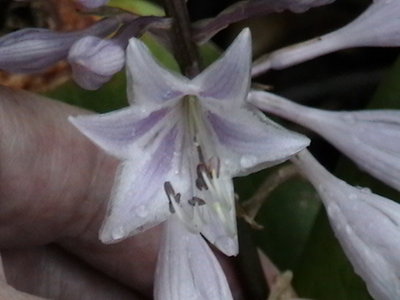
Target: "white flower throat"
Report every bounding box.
[164,95,235,238]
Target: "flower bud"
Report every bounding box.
[252,0,400,76]
[249,90,400,191]
[292,150,400,300]
[0,17,119,73]
[77,0,109,9]
[68,36,125,90]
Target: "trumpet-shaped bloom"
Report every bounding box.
[154,217,233,300]
[68,17,169,90]
[77,0,109,9]
[70,29,309,256]
[252,0,400,76]
[249,90,400,191]
[0,17,119,73]
[292,150,400,300]
[68,36,125,90]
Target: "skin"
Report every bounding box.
[0,86,243,300]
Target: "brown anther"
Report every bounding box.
[188,196,206,206]
[164,181,181,213]
[195,177,207,190]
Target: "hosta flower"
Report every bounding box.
[68,36,125,90]
[249,90,400,191]
[69,29,309,256]
[292,149,400,300]
[193,0,335,44]
[68,16,168,90]
[0,17,120,73]
[154,217,233,300]
[77,0,109,9]
[252,0,400,75]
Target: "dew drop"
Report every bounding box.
[240,155,257,169]
[111,226,125,241]
[216,236,237,255]
[345,225,352,235]
[136,205,148,218]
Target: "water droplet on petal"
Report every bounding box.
[215,236,237,256]
[240,155,257,169]
[111,226,125,241]
[136,205,148,218]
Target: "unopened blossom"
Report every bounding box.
[0,17,120,73]
[249,90,400,191]
[70,29,309,256]
[252,0,400,76]
[292,149,400,300]
[77,0,109,9]
[68,36,125,90]
[154,217,233,300]
[69,16,168,90]
[193,0,335,43]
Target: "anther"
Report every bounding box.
[164,181,181,213]
[188,196,206,206]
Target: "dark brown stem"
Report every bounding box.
[162,0,200,77]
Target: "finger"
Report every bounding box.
[0,85,117,246]
[2,245,146,300]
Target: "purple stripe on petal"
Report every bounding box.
[130,125,179,205]
[206,110,265,153]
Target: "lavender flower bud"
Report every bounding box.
[0,17,119,73]
[252,0,400,75]
[77,0,109,9]
[292,150,400,300]
[68,36,125,90]
[283,0,335,13]
[68,16,170,90]
[249,91,400,191]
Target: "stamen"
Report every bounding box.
[164,181,205,232]
[188,196,206,206]
[195,139,206,164]
[196,163,210,190]
[207,156,221,178]
[164,182,181,213]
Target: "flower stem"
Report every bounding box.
[162,0,200,77]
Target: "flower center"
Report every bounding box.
[163,96,235,237]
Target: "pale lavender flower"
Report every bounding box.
[0,17,120,73]
[252,0,400,76]
[248,90,400,191]
[292,149,400,300]
[154,217,233,300]
[70,29,309,256]
[77,0,109,9]
[68,16,169,90]
[193,0,335,43]
[68,36,125,90]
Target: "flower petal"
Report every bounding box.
[99,126,182,243]
[204,105,310,176]
[292,150,400,300]
[125,37,188,106]
[154,218,233,300]
[193,28,251,104]
[69,106,171,160]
